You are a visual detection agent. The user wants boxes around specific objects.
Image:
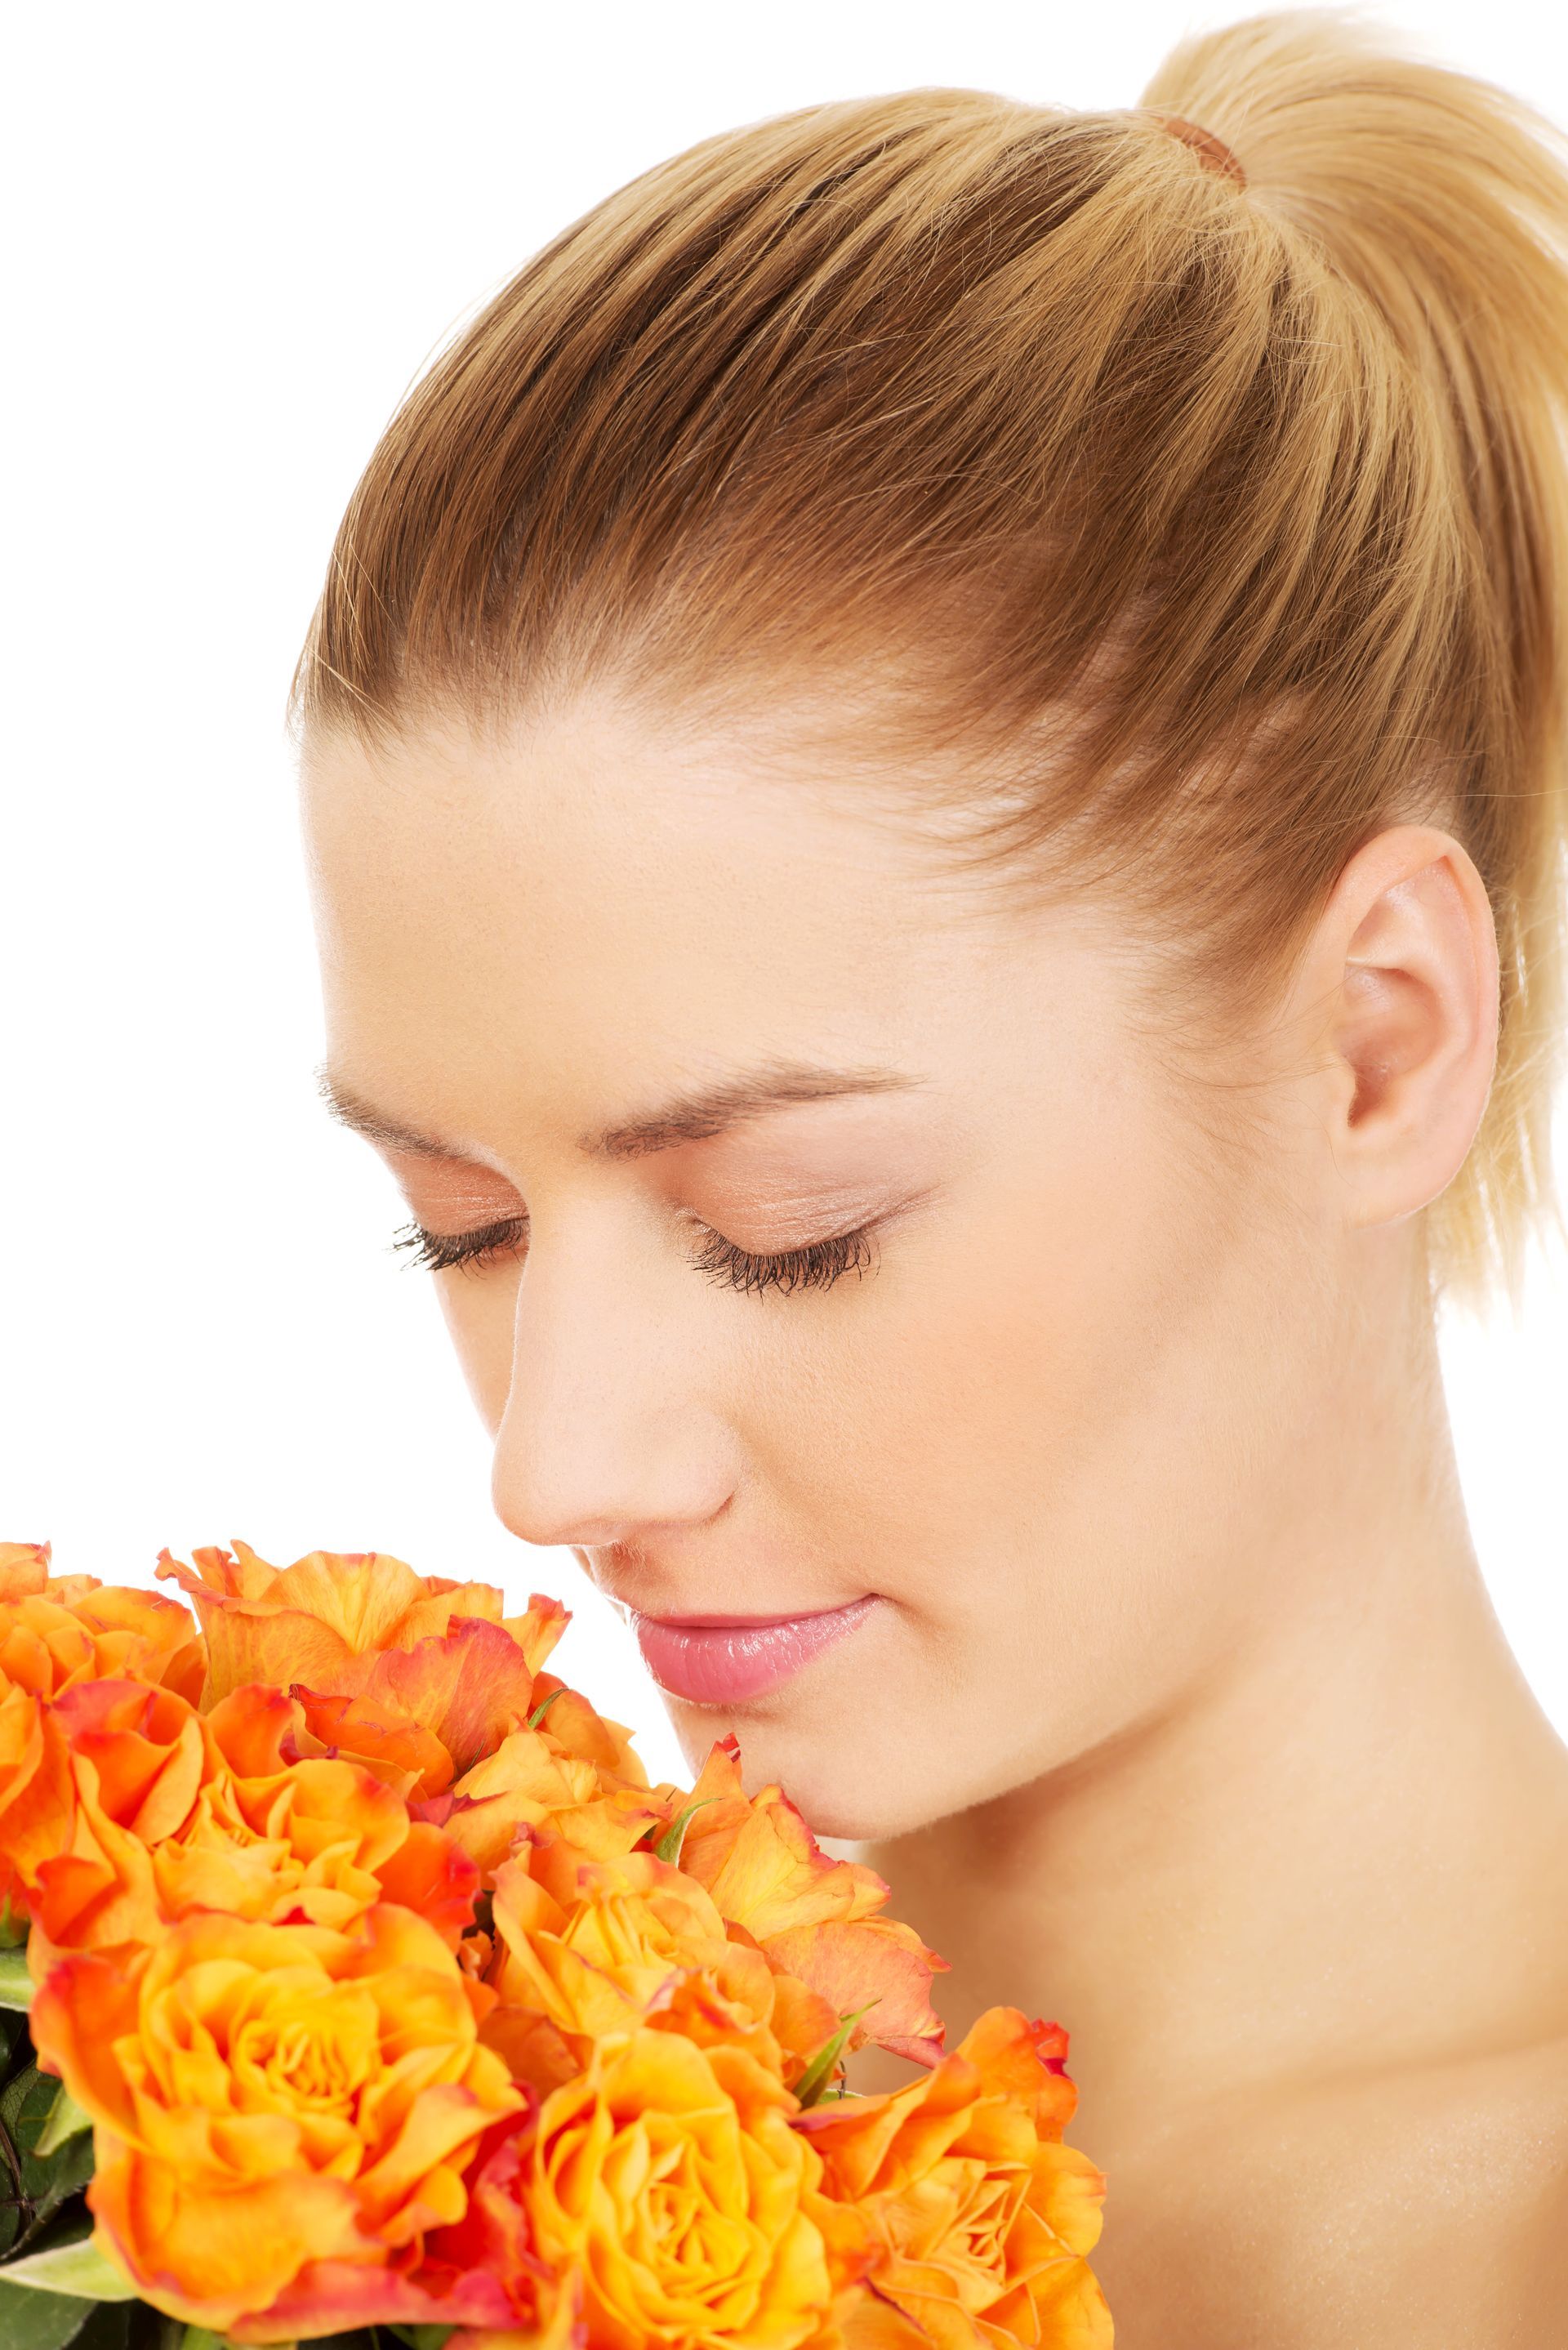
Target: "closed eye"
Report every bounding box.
[686,1219,880,1295]
[390,1211,880,1295]
[392,1215,530,1275]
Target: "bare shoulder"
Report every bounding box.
[1343,2028,1568,2344]
[1097,2030,1568,2349]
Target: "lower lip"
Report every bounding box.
[630,1596,878,1705]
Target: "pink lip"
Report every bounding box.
[630,1595,878,1704]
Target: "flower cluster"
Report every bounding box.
[0,1537,1111,2347]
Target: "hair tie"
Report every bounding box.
[1146,111,1247,189]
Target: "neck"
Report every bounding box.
[853,1297,1568,2159]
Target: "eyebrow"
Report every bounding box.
[317,1059,924,1165]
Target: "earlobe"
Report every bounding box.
[1317,825,1500,1229]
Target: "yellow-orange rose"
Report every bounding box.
[484,1848,786,2094]
[793,2008,1112,2348]
[523,2025,840,2350]
[430,1721,661,1884]
[24,1679,479,1965]
[0,1550,205,1921]
[677,1736,947,2076]
[0,1678,65,1923]
[158,1683,480,1945]
[154,1545,645,1836]
[505,1668,651,1791]
[156,1540,567,1707]
[25,1676,216,1954]
[29,1902,526,2339]
[2,1549,203,1702]
[0,1541,53,1594]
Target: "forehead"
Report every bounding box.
[300,697,1032,1120]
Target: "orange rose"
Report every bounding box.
[484,1847,787,2095]
[295,1649,653,1820]
[0,1679,65,1924]
[507,1667,651,1790]
[24,1679,479,1965]
[25,1676,217,1954]
[2,1551,203,1703]
[429,1720,662,1883]
[29,1902,527,2339]
[793,2008,1111,2348]
[0,1541,54,1596]
[2,1612,61,1915]
[158,1683,480,1946]
[250,2115,571,2346]
[293,1618,554,1796]
[0,1550,205,1923]
[522,2026,843,2350]
[678,1737,947,2074]
[155,1540,567,1707]
[154,1546,645,1840]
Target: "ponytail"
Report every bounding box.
[1140,7,1568,1304]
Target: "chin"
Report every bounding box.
[661,1695,960,1844]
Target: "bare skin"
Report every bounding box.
[844,1440,1568,2343]
[301,689,1568,2348]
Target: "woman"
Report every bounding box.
[294,9,1568,2342]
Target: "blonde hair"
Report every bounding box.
[295,7,1568,1310]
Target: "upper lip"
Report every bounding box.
[586,1549,873,1630]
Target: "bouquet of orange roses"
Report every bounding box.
[0,1536,1111,2349]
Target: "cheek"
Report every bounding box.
[771,1099,1244,1609]
[434,1273,523,1435]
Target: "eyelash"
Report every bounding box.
[390,1213,880,1297]
[687,1220,878,1296]
[392,1217,531,1277]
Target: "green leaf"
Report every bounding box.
[32,2095,89,2163]
[0,2239,136,2303]
[24,2140,95,2245]
[794,1999,882,2109]
[526,1685,566,1730]
[0,2062,95,2253]
[0,1953,33,2013]
[2,2069,60,2160]
[388,2327,455,2350]
[652,1796,720,1865]
[0,1906,27,1953]
[0,2278,94,2350]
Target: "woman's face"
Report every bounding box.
[301,691,1337,1839]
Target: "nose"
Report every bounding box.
[488,1207,737,1553]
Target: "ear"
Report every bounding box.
[1303,823,1500,1231]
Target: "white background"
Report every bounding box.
[5,1,1566,1792]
